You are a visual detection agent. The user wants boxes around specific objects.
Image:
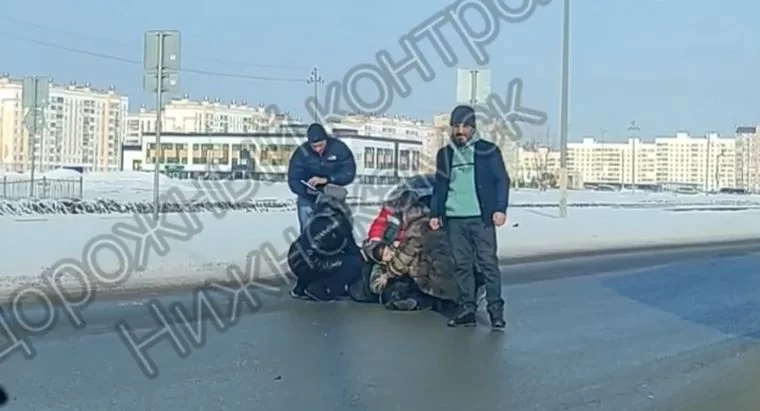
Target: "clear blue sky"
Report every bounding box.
[0,0,758,142]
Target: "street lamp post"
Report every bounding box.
[558,0,570,218]
[628,120,640,193]
[307,67,324,123]
[600,128,607,182]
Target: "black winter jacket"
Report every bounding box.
[287,195,359,279]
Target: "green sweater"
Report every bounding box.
[445,136,481,217]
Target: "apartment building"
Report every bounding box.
[654,132,735,190]
[520,131,740,190]
[128,128,421,184]
[124,96,291,145]
[325,113,436,171]
[735,126,760,192]
[0,73,128,172]
[517,145,560,182]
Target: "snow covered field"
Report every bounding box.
[0,171,759,217]
[0,205,758,301]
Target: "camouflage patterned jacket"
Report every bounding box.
[368,209,459,301]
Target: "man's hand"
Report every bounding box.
[372,274,389,290]
[429,217,441,230]
[307,176,328,187]
[492,212,507,227]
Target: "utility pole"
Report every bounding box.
[558,0,571,218]
[22,76,50,197]
[628,120,640,193]
[307,67,323,123]
[600,128,607,182]
[144,30,181,221]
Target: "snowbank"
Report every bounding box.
[9,171,760,205]
[1,197,758,217]
[0,207,758,302]
[1,171,760,217]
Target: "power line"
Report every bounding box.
[0,29,304,83]
[0,14,310,71]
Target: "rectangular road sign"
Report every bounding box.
[21,77,50,110]
[144,31,181,72]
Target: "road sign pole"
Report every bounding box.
[152,32,165,222]
[22,76,49,198]
[558,0,570,218]
[29,82,37,197]
[144,30,181,221]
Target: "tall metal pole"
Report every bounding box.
[558,0,570,218]
[29,78,38,197]
[628,120,639,193]
[600,128,607,182]
[307,67,323,123]
[152,33,165,222]
[144,30,181,221]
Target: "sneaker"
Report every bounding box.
[304,283,335,302]
[447,305,477,327]
[387,298,419,311]
[487,304,507,331]
[290,282,310,300]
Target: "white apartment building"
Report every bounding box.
[0,73,128,173]
[127,130,421,184]
[520,131,740,191]
[517,146,560,182]
[326,113,436,171]
[124,96,293,145]
[735,126,760,192]
[566,137,658,185]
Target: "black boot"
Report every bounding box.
[487,303,506,331]
[447,304,476,327]
[289,279,309,300]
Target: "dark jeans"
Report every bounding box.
[381,276,454,312]
[296,251,363,298]
[445,217,503,309]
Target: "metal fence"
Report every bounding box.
[0,176,84,200]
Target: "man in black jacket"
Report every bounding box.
[429,105,510,330]
[287,123,357,232]
[287,186,362,301]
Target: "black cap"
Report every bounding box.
[450,105,476,129]
[307,123,329,143]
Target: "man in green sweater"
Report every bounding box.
[429,105,511,330]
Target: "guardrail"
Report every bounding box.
[1,177,84,200]
[0,197,759,217]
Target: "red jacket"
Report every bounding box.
[367,207,405,242]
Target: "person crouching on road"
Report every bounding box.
[287,186,362,302]
[352,192,459,311]
[287,123,357,232]
[429,104,511,330]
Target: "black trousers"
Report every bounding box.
[381,277,455,312]
[445,217,504,309]
[295,251,363,298]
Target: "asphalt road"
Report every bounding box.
[2,243,760,411]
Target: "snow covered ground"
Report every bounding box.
[0,206,758,301]
[0,171,759,217]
